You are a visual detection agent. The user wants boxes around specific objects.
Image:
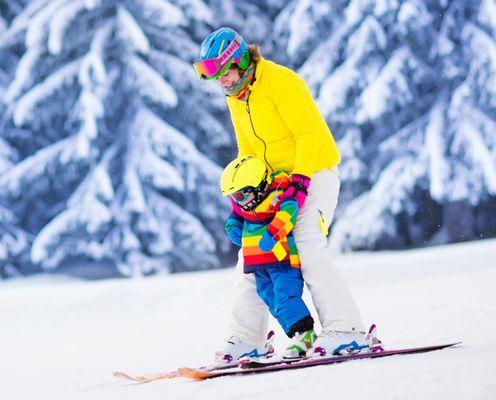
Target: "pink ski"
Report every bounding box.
[179,342,461,380]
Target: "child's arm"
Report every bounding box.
[225,210,244,247]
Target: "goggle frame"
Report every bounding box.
[193,34,243,80]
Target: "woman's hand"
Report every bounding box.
[279,174,311,208]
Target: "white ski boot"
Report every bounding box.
[283,329,317,359]
[311,330,370,357]
[214,331,275,365]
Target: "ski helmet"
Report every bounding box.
[193,27,250,80]
[221,156,269,210]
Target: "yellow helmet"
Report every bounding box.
[221,156,267,196]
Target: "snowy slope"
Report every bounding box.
[1,239,495,400]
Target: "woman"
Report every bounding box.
[193,27,367,362]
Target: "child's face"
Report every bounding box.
[231,189,255,208]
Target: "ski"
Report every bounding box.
[178,342,461,380]
[113,363,236,383]
[113,330,277,383]
[113,370,181,383]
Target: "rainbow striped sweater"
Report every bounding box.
[225,171,301,274]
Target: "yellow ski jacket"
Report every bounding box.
[226,57,341,178]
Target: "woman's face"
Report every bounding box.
[217,67,241,90]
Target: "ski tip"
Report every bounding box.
[113,371,150,383]
[178,367,216,380]
[434,341,462,348]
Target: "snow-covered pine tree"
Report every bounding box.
[0,0,236,277]
[274,0,496,250]
[2,0,494,278]
[0,0,31,278]
[205,0,280,53]
[0,133,29,278]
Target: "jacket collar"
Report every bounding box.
[226,58,266,102]
[247,57,266,93]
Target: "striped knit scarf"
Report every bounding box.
[225,63,256,100]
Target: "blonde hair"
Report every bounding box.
[248,44,261,63]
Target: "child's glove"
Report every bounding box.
[258,231,277,252]
[279,174,311,209]
[226,226,242,246]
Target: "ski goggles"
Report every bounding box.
[231,187,254,203]
[193,34,243,80]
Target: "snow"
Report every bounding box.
[125,54,178,109]
[130,0,186,28]
[171,0,213,24]
[478,0,496,34]
[48,0,88,55]
[457,112,496,195]
[336,127,366,181]
[318,57,361,115]
[4,46,43,102]
[25,0,71,49]
[30,164,115,268]
[0,14,6,33]
[356,47,416,122]
[298,23,347,93]
[346,15,387,57]
[331,155,425,250]
[373,0,399,17]
[1,239,495,399]
[30,199,112,268]
[2,0,496,274]
[13,59,81,126]
[397,0,431,34]
[0,0,51,48]
[123,167,146,214]
[0,137,16,172]
[317,15,386,116]
[345,0,374,26]
[284,0,331,58]
[425,103,449,201]
[464,23,496,71]
[69,164,115,207]
[0,137,74,198]
[117,6,151,54]
[139,150,185,191]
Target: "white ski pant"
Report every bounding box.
[229,168,365,347]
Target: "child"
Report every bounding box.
[220,156,316,359]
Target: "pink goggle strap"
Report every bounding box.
[217,34,242,67]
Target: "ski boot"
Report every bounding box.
[311,331,368,357]
[311,324,383,357]
[283,329,317,359]
[214,330,275,365]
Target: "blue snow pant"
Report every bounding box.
[254,266,311,337]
